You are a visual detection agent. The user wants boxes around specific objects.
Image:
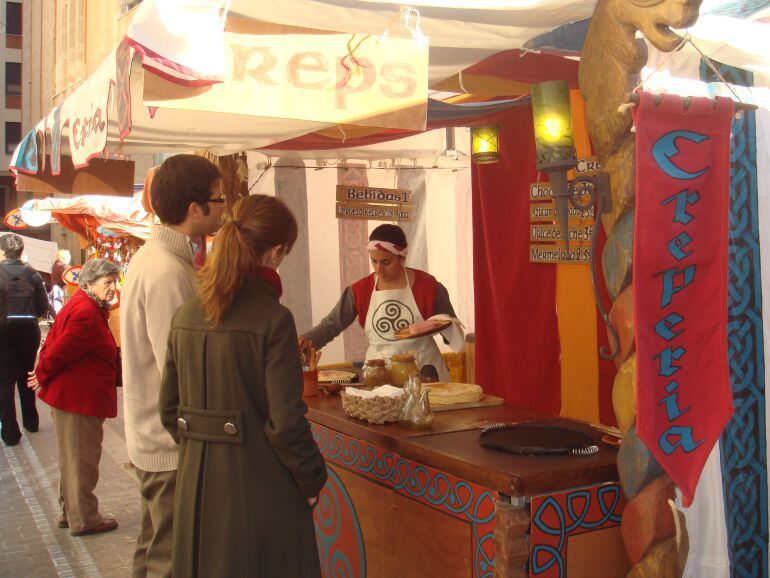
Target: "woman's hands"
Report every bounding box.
[27,370,40,391]
[298,335,313,364]
[298,336,321,370]
[307,496,319,507]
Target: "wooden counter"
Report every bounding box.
[306,394,630,578]
[306,395,619,497]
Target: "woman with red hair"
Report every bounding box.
[159,194,326,578]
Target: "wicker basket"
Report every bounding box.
[341,389,405,425]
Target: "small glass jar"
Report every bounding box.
[363,359,389,389]
[389,354,419,387]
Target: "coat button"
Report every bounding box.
[177,418,189,431]
[224,422,238,435]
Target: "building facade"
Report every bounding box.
[1,0,22,219]
[10,0,144,254]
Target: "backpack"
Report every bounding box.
[0,265,39,319]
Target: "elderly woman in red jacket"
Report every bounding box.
[31,258,120,536]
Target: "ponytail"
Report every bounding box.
[198,195,298,325]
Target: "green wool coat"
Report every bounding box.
[159,276,327,578]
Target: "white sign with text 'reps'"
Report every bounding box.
[143,33,429,131]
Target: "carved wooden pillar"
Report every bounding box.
[577,0,702,575]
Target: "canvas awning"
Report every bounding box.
[10,0,770,178]
[28,193,152,241]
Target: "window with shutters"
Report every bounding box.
[5,63,21,96]
[5,122,22,155]
[54,0,86,96]
[6,2,22,36]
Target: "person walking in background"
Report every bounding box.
[49,249,71,315]
[0,234,50,446]
[30,259,121,536]
[160,194,326,578]
[120,154,224,578]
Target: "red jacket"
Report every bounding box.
[36,289,118,418]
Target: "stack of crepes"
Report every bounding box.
[427,382,484,406]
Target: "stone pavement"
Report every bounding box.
[0,391,139,578]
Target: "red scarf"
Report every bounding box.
[255,266,283,298]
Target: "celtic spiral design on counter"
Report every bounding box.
[530,485,623,577]
[314,467,366,578]
[372,300,414,341]
[312,424,496,577]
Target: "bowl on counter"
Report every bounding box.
[321,382,345,395]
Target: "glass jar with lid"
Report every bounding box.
[389,353,419,387]
[363,359,389,389]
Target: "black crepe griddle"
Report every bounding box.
[479,422,599,456]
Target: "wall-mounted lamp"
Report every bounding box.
[531,80,576,173]
[471,125,500,164]
[530,80,618,359]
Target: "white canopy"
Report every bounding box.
[10,0,770,174]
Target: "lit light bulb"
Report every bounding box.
[541,117,564,140]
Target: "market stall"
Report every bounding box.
[10,1,770,577]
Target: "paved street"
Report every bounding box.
[0,391,139,578]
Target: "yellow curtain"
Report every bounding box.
[556,90,600,423]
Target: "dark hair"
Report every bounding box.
[199,195,298,325]
[0,233,24,259]
[369,224,407,248]
[151,155,222,225]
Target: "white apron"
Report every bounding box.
[363,270,450,382]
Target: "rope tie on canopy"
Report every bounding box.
[621,32,757,126]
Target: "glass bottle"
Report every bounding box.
[398,373,434,430]
[363,359,389,389]
[389,354,418,387]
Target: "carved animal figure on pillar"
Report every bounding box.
[578,0,702,576]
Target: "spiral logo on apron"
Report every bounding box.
[372,299,414,341]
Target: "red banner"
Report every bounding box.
[633,92,734,506]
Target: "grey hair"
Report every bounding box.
[79,259,120,289]
[0,234,24,259]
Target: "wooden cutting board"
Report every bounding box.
[431,394,504,412]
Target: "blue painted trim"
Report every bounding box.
[700,59,769,578]
[315,466,367,578]
[530,485,623,577]
[313,426,497,578]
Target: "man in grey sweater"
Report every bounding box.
[120,155,223,578]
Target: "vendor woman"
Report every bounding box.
[299,224,458,382]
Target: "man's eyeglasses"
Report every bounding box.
[207,197,226,204]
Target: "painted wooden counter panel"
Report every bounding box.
[306,395,629,578]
